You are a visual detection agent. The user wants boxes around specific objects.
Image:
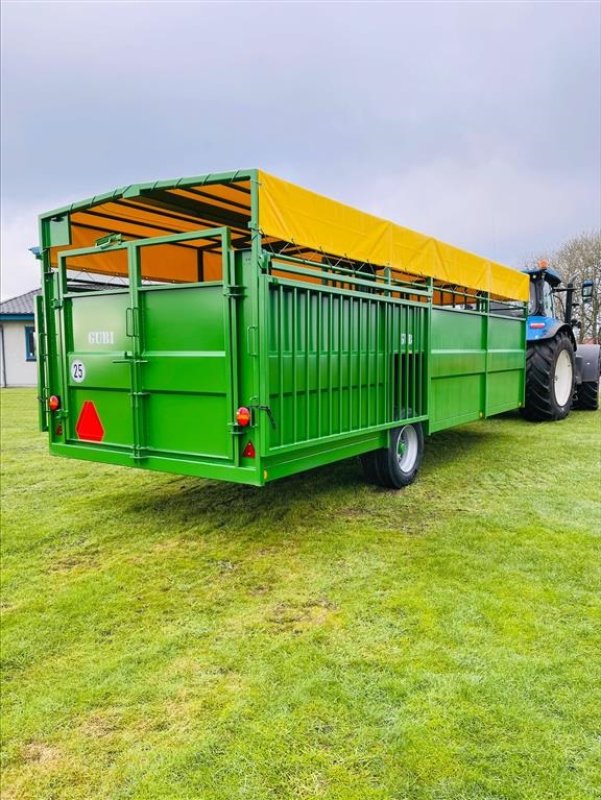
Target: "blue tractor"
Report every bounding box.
[522,263,600,420]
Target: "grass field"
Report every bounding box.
[1,389,600,800]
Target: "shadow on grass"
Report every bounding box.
[111,425,499,537]
[421,424,499,471]
[119,456,365,536]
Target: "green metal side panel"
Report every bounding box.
[430,309,485,432]
[429,307,525,434]
[486,314,526,416]
[260,273,429,480]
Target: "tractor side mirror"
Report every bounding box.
[582,280,594,304]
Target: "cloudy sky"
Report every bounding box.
[1,1,599,299]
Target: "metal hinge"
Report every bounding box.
[223,285,245,298]
[112,354,148,365]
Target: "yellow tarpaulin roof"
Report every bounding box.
[257,171,528,301]
[44,168,528,300]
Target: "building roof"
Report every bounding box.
[0,289,40,318]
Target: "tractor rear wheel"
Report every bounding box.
[522,331,575,421]
[574,380,599,411]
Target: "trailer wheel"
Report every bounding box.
[365,423,424,489]
[522,332,575,421]
[574,380,599,411]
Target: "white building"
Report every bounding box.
[0,290,40,388]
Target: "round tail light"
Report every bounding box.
[48,395,61,412]
[236,406,251,426]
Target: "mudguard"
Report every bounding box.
[527,317,576,347]
[575,344,601,384]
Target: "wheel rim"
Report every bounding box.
[554,349,573,407]
[397,425,418,473]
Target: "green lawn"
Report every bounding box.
[1,389,600,800]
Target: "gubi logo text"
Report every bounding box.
[88,331,114,345]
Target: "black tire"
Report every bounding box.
[574,381,599,411]
[363,423,424,489]
[522,332,575,421]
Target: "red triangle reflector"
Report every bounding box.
[75,401,105,442]
[242,440,256,458]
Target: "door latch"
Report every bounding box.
[256,404,277,429]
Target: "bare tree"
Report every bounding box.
[525,231,601,343]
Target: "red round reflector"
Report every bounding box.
[48,395,61,412]
[236,406,251,426]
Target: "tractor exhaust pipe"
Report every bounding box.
[565,282,574,324]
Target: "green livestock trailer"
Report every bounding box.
[35,169,530,488]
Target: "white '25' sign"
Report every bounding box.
[71,360,86,383]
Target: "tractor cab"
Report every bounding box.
[523,262,574,345]
[525,264,562,317]
[523,262,595,341]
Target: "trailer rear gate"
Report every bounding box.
[37,170,528,486]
